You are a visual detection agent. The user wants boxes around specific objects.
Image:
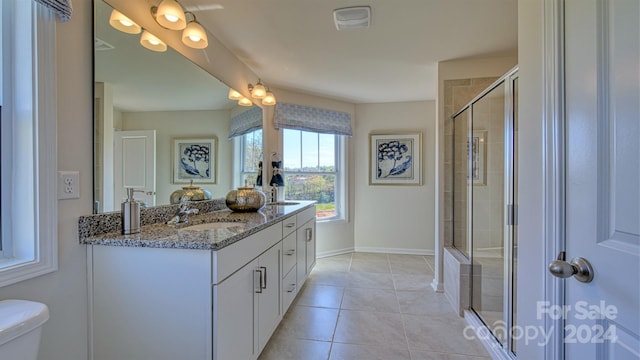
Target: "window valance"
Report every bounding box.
[229,106,263,139]
[35,0,72,21]
[273,103,352,136]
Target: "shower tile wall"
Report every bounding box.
[443,77,498,249]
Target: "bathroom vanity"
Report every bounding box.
[81,201,316,360]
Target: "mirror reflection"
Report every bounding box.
[93,0,258,213]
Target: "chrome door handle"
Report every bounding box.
[255,269,264,293]
[548,251,594,283]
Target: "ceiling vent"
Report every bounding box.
[333,6,371,31]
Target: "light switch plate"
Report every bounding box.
[58,171,80,199]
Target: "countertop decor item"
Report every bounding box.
[225,182,266,212]
[170,180,212,204]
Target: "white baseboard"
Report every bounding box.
[317,247,355,258]
[353,246,435,256]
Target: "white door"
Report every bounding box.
[114,130,156,209]
[561,0,640,358]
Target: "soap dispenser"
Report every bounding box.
[121,188,143,235]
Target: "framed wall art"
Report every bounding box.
[469,130,487,186]
[172,137,217,184]
[369,132,422,185]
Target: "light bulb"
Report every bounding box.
[238,97,253,106]
[182,21,208,49]
[109,9,141,34]
[140,30,167,52]
[228,89,242,100]
[250,80,267,99]
[154,0,186,30]
[262,90,276,106]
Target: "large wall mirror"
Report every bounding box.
[93,0,260,213]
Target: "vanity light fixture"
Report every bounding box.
[248,79,267,99]
[228,88,243,100]
[109,10,141,34]
[181,12,208,49]
[262,88,277,106]
[152,0,187,30]
[238,96,253,107]
[140,30,167,52]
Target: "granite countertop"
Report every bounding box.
[80,201,315,250]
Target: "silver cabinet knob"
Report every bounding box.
[548,251,594,283]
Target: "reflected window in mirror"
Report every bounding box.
[239,129,263,187]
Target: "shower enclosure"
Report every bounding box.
[450,67,519,356]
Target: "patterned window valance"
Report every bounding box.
[229,106,263,139]
[273,103,352,136]
[35,0,72,21]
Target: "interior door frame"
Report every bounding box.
[542,0,567,358]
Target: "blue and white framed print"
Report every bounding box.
[172,137,217,184]
[369,132,422,185]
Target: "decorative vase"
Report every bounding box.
[225,185,266,212]
[170,180,212,204]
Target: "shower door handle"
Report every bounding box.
[548,251,594,283]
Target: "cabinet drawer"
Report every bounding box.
[281,232,296,277]
[282,217,297,237]
[282,267,297,313]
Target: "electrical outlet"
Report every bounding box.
[58,171,80,200]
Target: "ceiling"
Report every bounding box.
[95,0,517,110]
[186,0,518,104]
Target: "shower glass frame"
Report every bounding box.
[450,67,519,357]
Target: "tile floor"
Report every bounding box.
[259,252,491,360]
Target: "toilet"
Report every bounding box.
[0,299,49,360]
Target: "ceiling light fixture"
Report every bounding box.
[151,0,187,30]
[228,88,243,100]
[262,88,276,106]
[181,12,208,49]
[248,79,267,99]
[140,30,167,52]
[109,10,141,34]
[238,96,253,107]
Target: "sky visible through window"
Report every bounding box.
[283,130,335,170]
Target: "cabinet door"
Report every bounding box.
[214,258,258,360]
[257,243,281,352]
[296,219,317,285]
[305,220,316,274]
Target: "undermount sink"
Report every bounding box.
[266,202,300,206]
[181,222,243,231]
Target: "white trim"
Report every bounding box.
[316,248,355,258]
[0,2,58,287]
[353,246,434,256]
[542,0,566,358]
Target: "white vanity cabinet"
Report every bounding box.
[88,205,316,360]
[214,241,281,360]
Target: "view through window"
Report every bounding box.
[283,129,341,220]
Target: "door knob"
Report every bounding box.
[548,251,594,283]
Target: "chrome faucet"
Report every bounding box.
[167,196,199,224]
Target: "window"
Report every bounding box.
[283,129,345,221]
[238,129,262,186]
[0,0,58,287]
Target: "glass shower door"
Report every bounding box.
[470,82,507,342]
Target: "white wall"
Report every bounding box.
[353,101,436,254]
[0,1,93,359]
[122,110,233,204]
